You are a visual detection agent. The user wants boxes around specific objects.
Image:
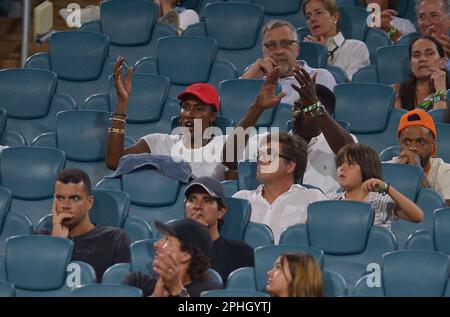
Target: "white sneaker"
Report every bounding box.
[59,5,100,27]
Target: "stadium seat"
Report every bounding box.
[0,281,15,297]
[254,0,305,28]
[376,45,411,85]
[333,83,400,152]
[428,108,447,123]
[279,200,397,286]
[298,41,328,68]
[352,250,450,296]
[134,36,237,98]
[0,68,77,145]
[221,180,239,197]
[382,163,446,248]
[0,147,66,225]
[83,73,180,138]
[325,65,349,83]
[25,31,115,108]
[379,145,400,162]
[436,123,450,163]
[71,284,143,297]
[0,187,33,256]
[80,0,177,65]
[0,236,96,296]
[243,222,274,249]
[201,289,270,297]
[226,244,348,296]
[35,189,153,243]
[396,0,418,28]
[406,207,450,254]
[364,28,391,64]
[32,110,111,185]
[237,160,260,191]
[96,169,187,233]
[184,2,264,75]
[220,197,252,241]
[352,65,378,83]
[395,32,420,46]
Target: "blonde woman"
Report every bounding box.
[302,0,370,80]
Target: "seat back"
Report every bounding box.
[339,6,370,41]
[376,45,411,85]
[204,3,264,75]
[382,250,450,296]
[255,0,306,28]
[436,123,450,163]
[220,197,251,241]
[381,163,422,202]
[220,79,278,127]
[0,147,66,225]
[307,201,374,255]
[71,284,143,297]
[97,169,186,232]
[334,83,395,134]
[25,31,115,107]
[433,208,450,255]
[201,289,270,297]
[243,222,274,249]
[0,68,77,144]
[237,161,260,191]
[298,41,327,68]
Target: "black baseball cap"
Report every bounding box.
[184,177,226,206]
[155,218,213,257]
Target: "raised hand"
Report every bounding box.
[361,178,386,193]
[51,200,72,238]
[291,67,319,114]
[113,56,133,112]
[304,35,327,45]
[397,149,421,167]
[243,57,278,78]
[152,250,184,296]
[253,67,286,110]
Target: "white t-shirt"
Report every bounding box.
[326,32,370,80]
[141,133,227,181]
[427,157,450,200]
[178,9,199,32]
[233,184,327,243]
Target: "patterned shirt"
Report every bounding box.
[328,191,397,229]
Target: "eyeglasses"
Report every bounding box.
[263,39,298,51]
[257,148,292,163]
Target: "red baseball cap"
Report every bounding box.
[177,83,220,112]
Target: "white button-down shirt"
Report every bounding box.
[233,184,327,243]
[326,32,370,80]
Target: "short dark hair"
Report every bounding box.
[336,144,383,182]
[180,241,211,281]
[267,132,308,181]
[56,168,92,195]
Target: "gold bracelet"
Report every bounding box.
[108,127,125,134]
[110,117,126,124]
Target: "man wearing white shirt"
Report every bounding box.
[232,132,327,243]
[241,19,336,103]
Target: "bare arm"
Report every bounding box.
[291,68,354,154]
[222,68,286,170]
[362,178,424,223]
[106,56,151,170]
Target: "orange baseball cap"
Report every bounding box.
[397,109,436,139]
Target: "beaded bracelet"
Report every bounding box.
[110,117,126,124]
[292,101,322,119]
[112,112,128,118]
[108,127,125,134]
[418,91,447,110]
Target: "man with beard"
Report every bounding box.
[50,168,131,281]
[390,109,450,206]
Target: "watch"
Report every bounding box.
[171,287,190,297]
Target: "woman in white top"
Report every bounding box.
[156,0,199,34]
[106,56,228,181]
[302,0,370,80]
